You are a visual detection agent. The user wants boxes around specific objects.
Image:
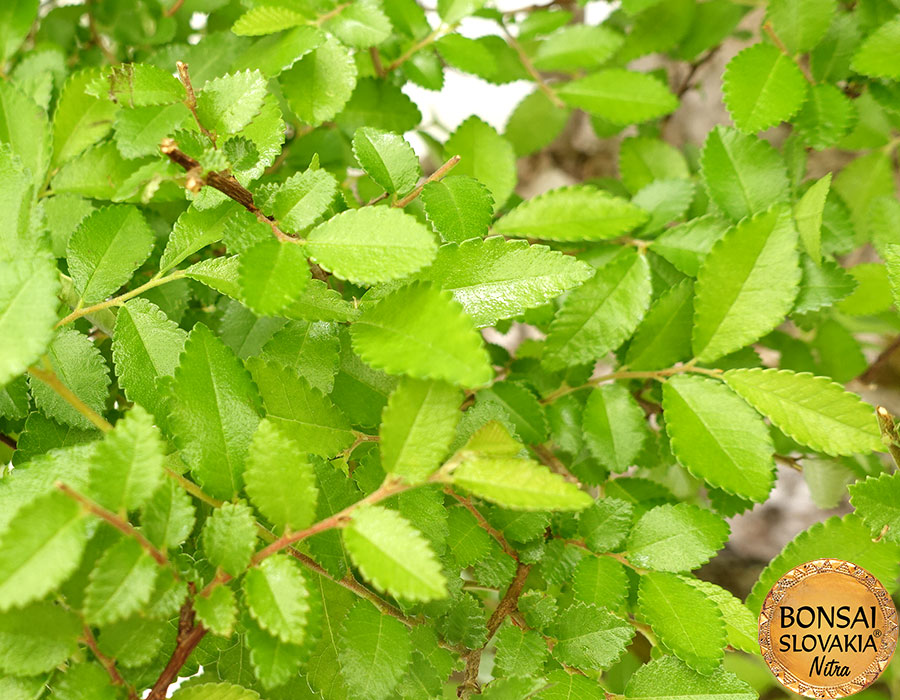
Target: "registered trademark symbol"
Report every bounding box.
[875,629,883,637]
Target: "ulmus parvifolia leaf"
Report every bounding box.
[343,505,447,602]
[722,368,882,456]
[196,70,268,135]
[280,35,357,126]
[201,501,257,577]
[662,375,775,502]
[625,655,756,699]
[271,167,337,233]
[420,175,494,243]
[551,602,633,672]
[626,503,729,572]
[851,15,900,79]
[350,281,492,388]
[583,383,650,473]
[443,116,516,210]
[238,239,310,315]
[352,126,421,195]
[849,472,900,544]
[306,207,437,285]
[84,538,159,625]
[557,69,678,124]
[243,555,311,645]
[0,601,81,676]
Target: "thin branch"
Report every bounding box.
[166,468,224,508]
[28,365,113,432]
[56,270,185,328]
[163,0,185,17]
[459,562,532,698]
[446,489,518,560]
[877,406,900,469]
[56,482,170,568]
[775,453,803,472]
[81,625,137,698]
[315,2,352,25]
[675,47,720,98]
[87,10,117,65]
[146,621,206,700]
[370,46,386,78]
[0,433,16,450]
[540,363,721,404]
[763,21,814,84]
[530,443,581,485]
[394,155,461,207]
[176,62,216,144]
[386,25,447,73]
[500,23,565,109]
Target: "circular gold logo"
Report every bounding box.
[759,559,898,697]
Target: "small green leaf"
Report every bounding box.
[638,571,725,673]
[625,655,756,699]
[849,472,900,544]
[533,24,624,71]
[243,554,311,645]
[494,185,648,242]
[306,207,437,285]
[142,479,196,551]
[245,419,319,532]
[625,279,694,371]
[420,176,493,243]
[172,682,261,700]
[160,201,241,274]
[552,602,634,672]
[272,167,337,233]
[168,324,262,499]
[202,501,257,577]
[851,15,900,79]
[722,368,882,456]
[662,375,775,502]
[84,538,159,625]
[794,174,830,262]
[557,69,677,125]
[450,455,592,511]
[583,384,650,473]
[722,43,808,133]
[683,577,759,654]
[573,556,629,610]
[700,126,790,220]
[351,282,492,387]
[52,69,118,166]
[87,63,184,106]
[0,0,37,63]
[505,89,571,157]
[380,377,461,483]
[579,498,634,553]
[0,80,50,187]
[244,615,307,689]
[793,83,855,150]
[338,599,412,700]
[89,405,164,513]
[493,622,548,678]
[766,0,836,53]
[280,36,357,126]
[626,503,729,572]
[196,70,268,135]
[692,206,800,362]
[0,601,80,675]
[543,248,651,370]
[325,0,391,48]
[444,116,516,210]
[66,205,155,304]
[353,127,421,195]
[239,239,310,316]
[194,585,237,637]
[618,136,689,194]
[233,5,309,35]
[344,505,448,602]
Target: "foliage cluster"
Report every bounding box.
[2,0,900,698]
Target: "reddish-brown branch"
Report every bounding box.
[394,155,461,207]
[146,622,207,700]
[82,625,137,698]
[56,482,170,568]
[164,0,185,16]
[176,62,216,144]
[458,562,532,698]
[0,433,16,450]
[446,489,518,560]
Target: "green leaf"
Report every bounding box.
[793,84,855,150]
[583,384,650,473]
[557,69,678,125]
[196,70,268,135]
[0,490,86,610]
[416,237,593,328]
[29,328,111,430]
[184,255,242,299]
[233,5,309,35]
[112,299,187,418]
[248,357,354,457]
[272,167,338,233]
[113,102,191,159]
[722,43,808,133]
[351,282,492,387]
[168,324,262,499]
[280,36,357,126]
[851,15,900,79]
[766,0,835,53]
[231,26,324,78]
[0,81,50,187]
[0,0,37,63]
[344,505,447,602]
[193,586,237,638]
[66,205,155,304]
[89,405,164,512]
[0,143,35,258]
[450,455,592,511]
[142,479,196,551]
[722,368,882,456]
[478,381,548,444]
[338,599,412,700]
[573,555,629,610]
[160,201,241,274]
[444,116,516,210]
[618,136,690,194]
[746,514,900,614]
[543,248,651,370]
[683,577,758,654]
[380,377,461,483]
[0,255,59,386]
[52,69,118,166]
[420,176,493,243]
[202,501,257,577]
[245,419,319,532]
[850,472,900,544]
[326,0,391,48]
[306,207,437,285]
[0,601,80,675]
[626,503,729,572]
[505,89,571,157]
[794,174,830,262]
[638,571,725,673]
[692,206,800,362]
[626,279,694,371]
[579,498,634,553]
[625,655,756,699]
[243,554,310,646]
[172,682,260,700]
[353,127,421,195]
[551,602,633,672]
[662,375,775,502]
[239,239,310,316]
[533,24,624,71]
[494,185,648,242]
[84,538,159,625]
[493,622,548,678]
[700,126,790,220]
[87,63,184,106]
[244,615,307,689]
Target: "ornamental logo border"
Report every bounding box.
[758,558,899,698]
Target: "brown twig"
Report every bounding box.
[81,625,137,698]
[458,562,532,698]
[370,46,386,78]
[28,365,113,432]
[56,482,170,568]
[446,489,518,560]
[315,2,352,25]
[394,155,461,207]
[56,271,185,328]
[175,62,216,144]
[164,0,185,17]
[500,23,565,109]
[0,433,16,450]
[386,26,447,73]
[146,621,206,700]
[877,406,900,469]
